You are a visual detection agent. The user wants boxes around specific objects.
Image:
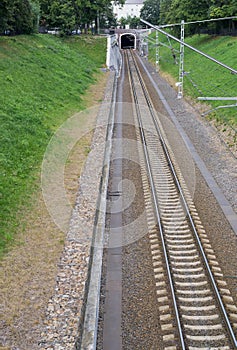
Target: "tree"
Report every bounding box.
[79,0,121,33]
[49,0,76,34]
[29,0,40,32]
[208,0,237,33]
[0,0,39,34]
[165,0,211,35]
[39,0,52,27]
[39,0,123,34]
[140,0,160,25]
[119,16,129,28]
[159,0,172,24]
[71,0,82,30]
[13,0,33,34]
[209,0,237,17]
[130,16,141,28]
[99,5,118,29]
[154,0,236,36]
[167,0,210,22]
[0,0,13,33]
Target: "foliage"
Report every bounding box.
[210,0,237,18]
[119,17,128,27]
[0,1,12,33]
[48,0,76,34]
[119,16,141,29]
[1,0,236,35]
[39,0,124,34]
[140,0,160,25]
[164,0,210,35]
[0,34,106,254]
[0,0,124,35]
[29,0,41,32]
[159,0,172,24]
[145,0,237,36]
[100,7,118,29]
[130,16,141,28]
[208,0,237,34]
[0,0,40,34]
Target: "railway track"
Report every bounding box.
[80,49,237,350]
[125,49,237,349]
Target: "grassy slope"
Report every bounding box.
[0,34,106,253]
[149,33,237,126]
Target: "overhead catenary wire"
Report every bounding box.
[158,16,237,28]
[140,18,237,75]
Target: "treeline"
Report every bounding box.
[0,0,40,34]
[0,0,124,35]
[141,0,237,35]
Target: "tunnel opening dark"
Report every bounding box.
[120,34,136,50]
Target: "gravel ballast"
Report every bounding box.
[137,56,237,312]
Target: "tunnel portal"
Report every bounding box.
[120,33,136,50]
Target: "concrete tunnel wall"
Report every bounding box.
[120,33,136,50]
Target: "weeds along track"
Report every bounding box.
[126,49,237,349]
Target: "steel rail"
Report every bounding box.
[125,50,186,349]
[140,19,237,75]
[129,50,237,348]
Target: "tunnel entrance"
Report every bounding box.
[120,33,136,50]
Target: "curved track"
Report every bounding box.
[126,49,237,349]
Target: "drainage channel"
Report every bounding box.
[102,100,123,350]
[100,49,126,350]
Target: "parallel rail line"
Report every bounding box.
[126,49,237,349]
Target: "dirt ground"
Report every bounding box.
[0,71,109,350]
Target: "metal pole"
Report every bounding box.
[140,33,144,56]
[145,35,148,58]
[198,97,237,101]
[156,29,159,72]
[97,11,100,35]
[178,20,185,99]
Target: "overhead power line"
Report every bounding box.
[140,18,237,75]
[158,16,237,28]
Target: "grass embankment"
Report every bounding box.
[149,33,237,127]
[0,34,106,255]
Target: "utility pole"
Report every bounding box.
[156,29,159,72]
[97,11,100,35]
[177,20,184,99]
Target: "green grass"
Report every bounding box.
[149,33,237,126]
[0,34,106,254]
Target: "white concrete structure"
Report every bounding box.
[113,0,144,21]
[106,34,122,74]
